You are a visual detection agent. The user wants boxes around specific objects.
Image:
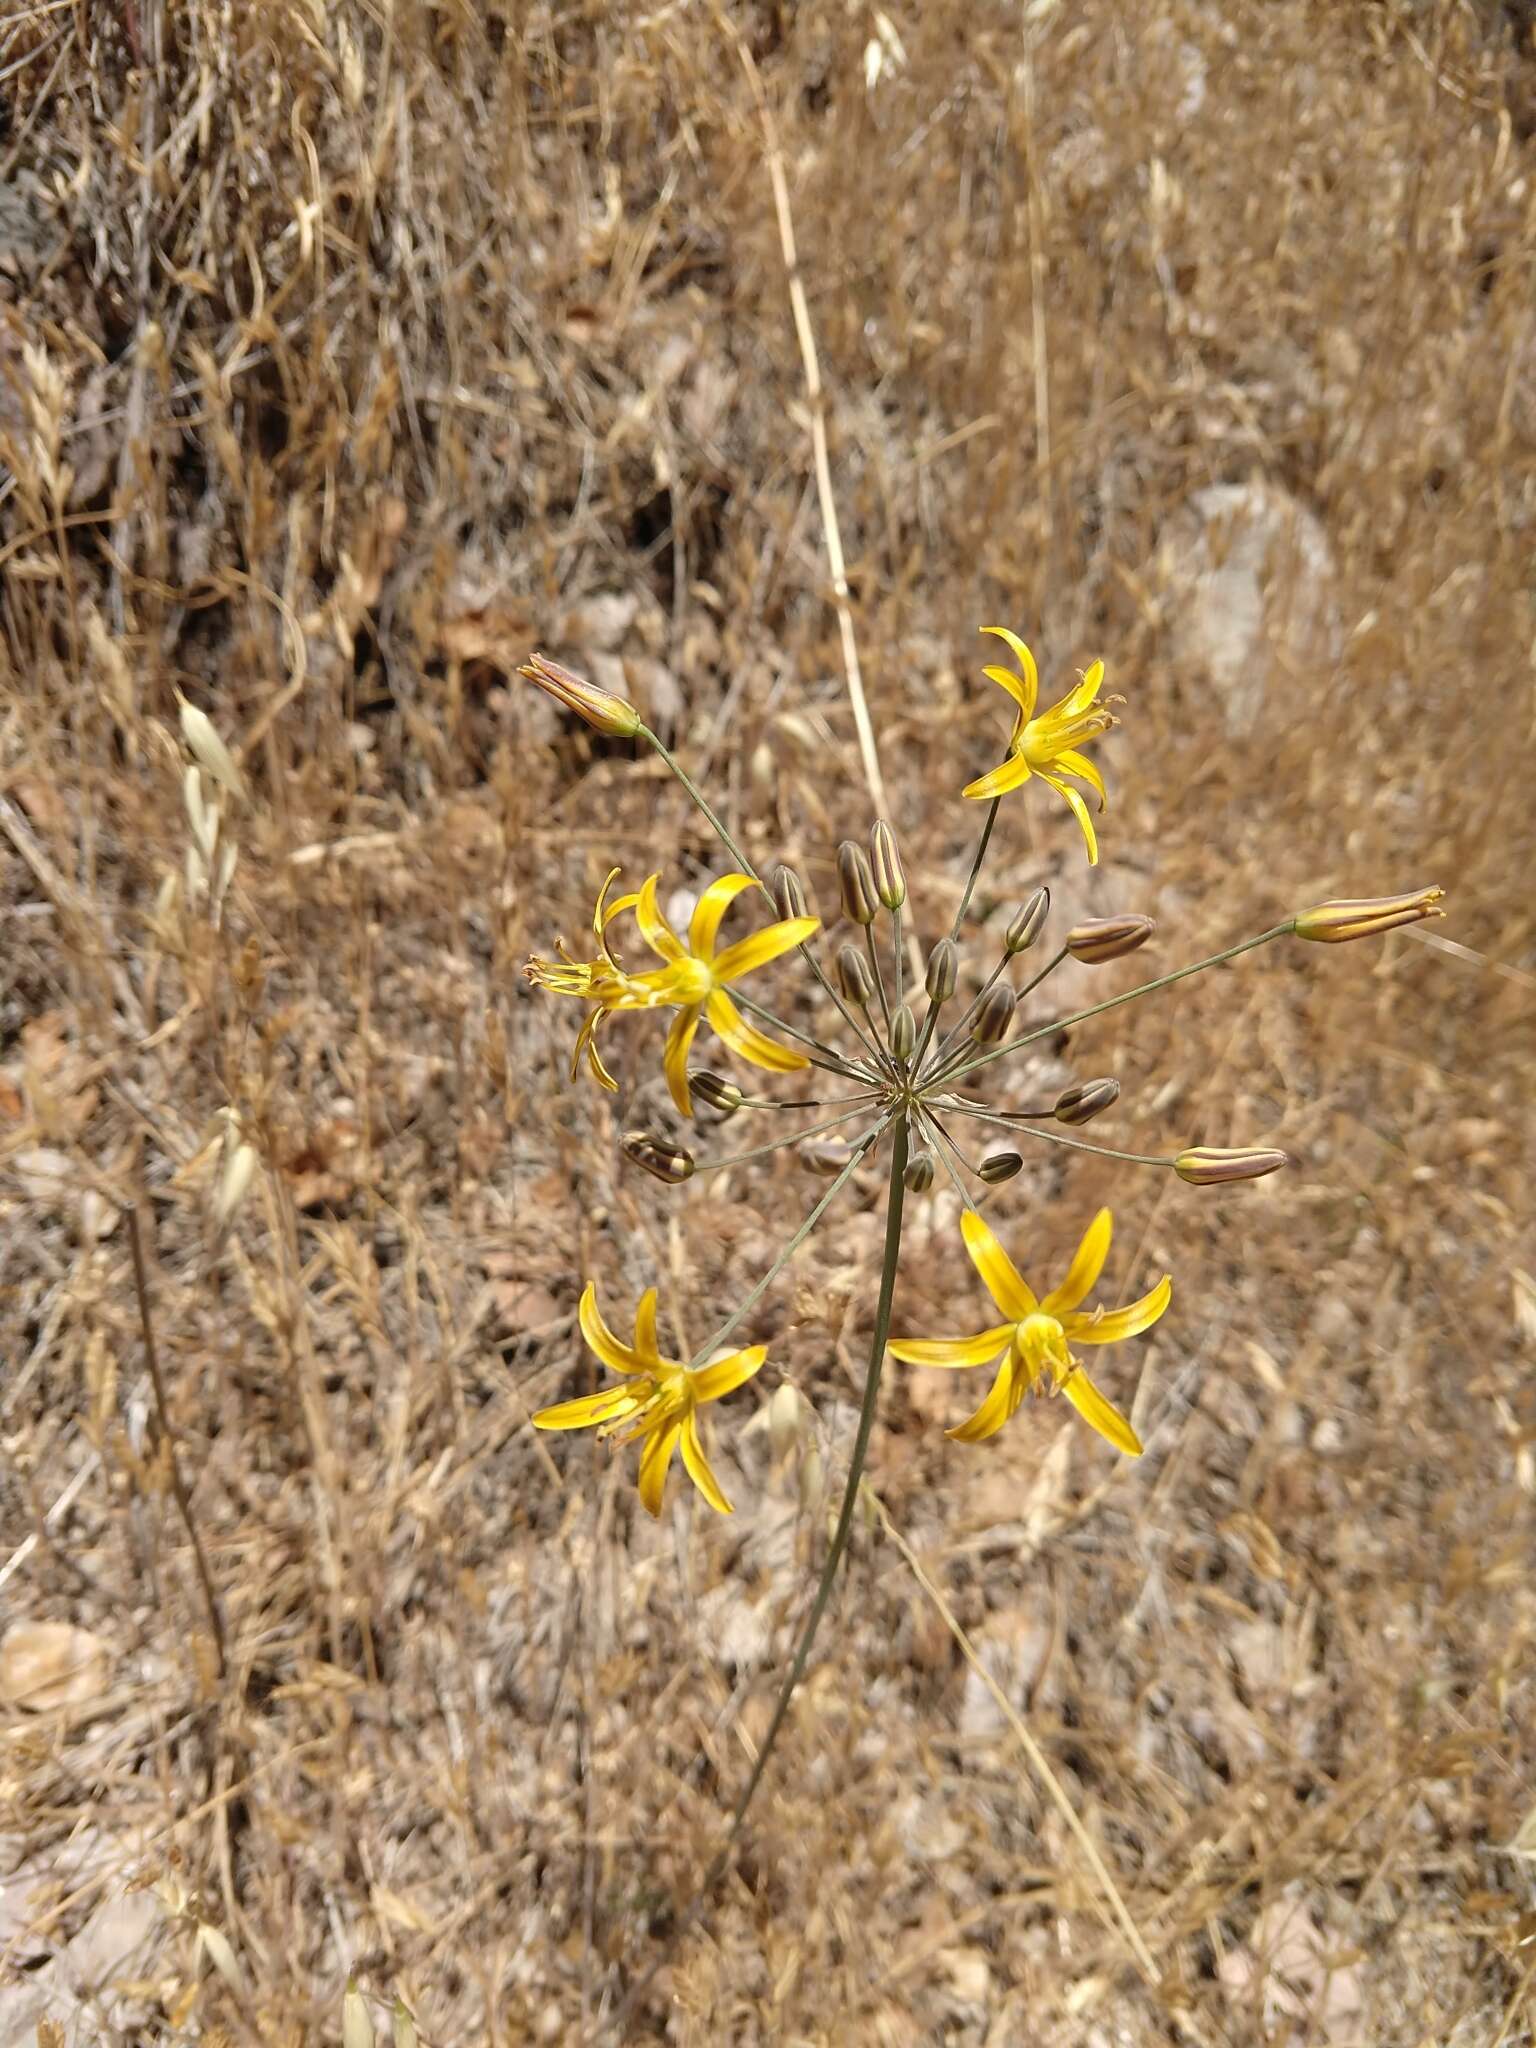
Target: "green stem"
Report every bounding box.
[686,1122,887,1368]
[924,944,1069,1089]
[713,1117,910,1846]
[693,1104,877,1175]
[946,925,1293,1088]
[731,991,878,1082]
[865,923,892,1031]
[933,1095,1172,1167]
[951,798,1000,938]
[892,906,904,1015]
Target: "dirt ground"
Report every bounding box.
[2,2,1535,2042]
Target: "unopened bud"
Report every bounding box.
[691,1070,744,1115]
[903,1148,935,1193]
[802,1136,856,1175]
[972,982,1017,1046]
[621,1132,696,1184]
[1005,886,1050,955]
[870,820,906,909]
[979,1150,1023,1185]
[769,1381,806,1460]
[925,937,959,1004]
[1054,1077,1120,1126]
[343,1985,376,2048]
[1175,1145,1288,1185]
[518,651,641,737]
[771,862,811,923]
[838,943,875,1005]
[889,1003,916,1061]
[1066,914,1155,964]
[1293,886,1445,943]
[837,840,879,925]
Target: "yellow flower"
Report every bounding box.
[962,626,1115,865]
[888,1208,1169,1456]
[524,868,652,1091]
[534,1284,766,1515]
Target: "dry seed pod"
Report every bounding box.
[621,1132,696,1184]
[925,937,958,1004]
[1054,1077,1120,1125]
[979,1150,1023,1184]
[1293,886,1444,942]
[1005,886,1050,955]
[771,863,811,923]
[971,983,1017,1046]
[889,1004,916,1061]
[1066,914,1155,964]
[691,1071,744,1115]
[343,1985,376,2048]
[518,651,641,737]
[903,1148,935,1193]
[1175,1146,1288,1185]
[837,943,875,1005]
[769,1381,806,1460]
[802,1136,856,1175]
[837,841,879,926]
[870,820,906,909]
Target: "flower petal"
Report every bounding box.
[634,1287,662,1365]
[688,873,761,961]
[1040,1208,1113,1316]
[635,874,685,962]
[637,1419,682,1516]
[663,1005,702,1115]
[1037,773,1099,865]
[710,916,820,986]
[1051,747,1107,809]
[962,752,1033,803]
[534,1386,644,1431]
[1064,1274,1172,1346]
[960,1209,1038,1319]
[579,1282,647,1374]
[704,989,810,1074]
[979,627,1039,722]
[690,1344,767,1405]
[1060,1367,1143,1456]
[1060,659,1105,716]
[679,1410,733,1513]
[887,1325,1015,1370]
[946,1354,1023,1442]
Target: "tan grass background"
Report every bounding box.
[2,2,1534,2041]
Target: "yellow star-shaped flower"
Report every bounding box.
[534,1284,766,1515]
[888,1208,1169,1455]
[963,626,1114,865]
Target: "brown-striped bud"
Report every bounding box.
[1005,886,1051,956]
[837,840,879,926]
[802,1136,856,1175]
[1054,1077,1120,1126]
[1175,1145,1288,1185]
[1066,914,1155,964]
[972,983,1017,1046]
[771,862,811,923]
[621,1132,696,1184]
[870,820,906,909]
[903,1149,935,1193]
[691,1071,744,1115]
[979,1150,1023,1185]
[1293,886,1445,943]
[925,937,959,1005]
[518,651,641,737]
[838,943,875,1006]
[889,1004,916,1061]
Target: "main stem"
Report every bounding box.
[717,1117,909,1849]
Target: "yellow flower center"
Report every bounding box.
[1015,1312,1072,1390]
[666,955,717,1005]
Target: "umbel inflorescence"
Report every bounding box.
[518,631,1442,1869]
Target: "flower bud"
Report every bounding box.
[771,862,811,923]
[802,1136,856,1175]
[971,983,1017,1046]
[1005,886,1050,956]
[889,1003,916,1061]
[903,1148,935,1193]
[1293,886,1445,943]
[838,943,875,1005]
[870,820,906,909]
[837,840,879,926]
[1174,1145,1288,1185]
[691,1070,744,1115]
[621,1132,696,1184]
[517,651,642,738]
[1066,914,1155,964]
[924,937,959,1005]
[978,1150,1023,1185]
[1054,1077,1120,1126]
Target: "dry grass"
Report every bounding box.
[2,1,1535,2041]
